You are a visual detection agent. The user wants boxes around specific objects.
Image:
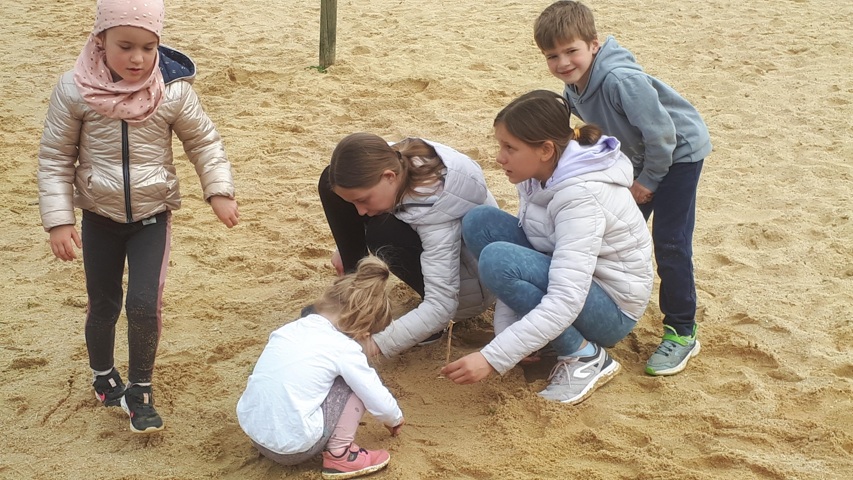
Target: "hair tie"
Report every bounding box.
[395,150,403,161]
[573,127,583,140]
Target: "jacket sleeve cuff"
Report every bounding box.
[480,344,516,376]
[372,332,398,358]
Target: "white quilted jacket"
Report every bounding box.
[481,136,653,374]
[373,140,497,357]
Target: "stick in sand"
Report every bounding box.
[445,319,455,364]
[437,320,456,379]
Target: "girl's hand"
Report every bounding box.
[49,225,82,261]
[441,352,495,385]
[210,196,239,227]
[630,182,654,205]
[387,419,404,437]
[360,336,381,358]
[330,248,344,276]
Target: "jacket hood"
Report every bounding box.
[547,135,623,186]
[519,135,632,200]
[158,45,195,85]
[568,36,642,101]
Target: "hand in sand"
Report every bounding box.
[210,195,239,227]
[49,225,81,261]
[330,248,344,275]
[387,419,404,437]
[441,352,495,384]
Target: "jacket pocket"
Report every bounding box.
[134,166,173,203]
[84,166,122,205]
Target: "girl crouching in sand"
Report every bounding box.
[237,256,404,479]
[442,90,653,405]
[318,133,496,357]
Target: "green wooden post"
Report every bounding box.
[319,0,337,69]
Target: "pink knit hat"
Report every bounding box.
[92,0,165,37]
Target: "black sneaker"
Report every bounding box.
[92,368,126,407]
[121,384,164,433]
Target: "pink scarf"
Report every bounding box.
[73,0,166,125]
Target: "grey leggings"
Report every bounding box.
[252,377,352,465]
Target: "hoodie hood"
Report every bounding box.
[518,135,632,207]
[547,135,624,187]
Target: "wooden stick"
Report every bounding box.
[445,320,455,364]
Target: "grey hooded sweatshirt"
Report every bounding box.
[563,36,712,192]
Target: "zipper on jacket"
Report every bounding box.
[121,121,133,223]
[518,182,535,227]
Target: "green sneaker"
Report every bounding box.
[645,325,700,376]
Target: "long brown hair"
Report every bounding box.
[328,133,445,205]
[313,256,393,340]
[494,90,602,163]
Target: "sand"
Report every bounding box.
[2,0,852,478]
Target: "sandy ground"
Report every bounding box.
[2,0,852,478]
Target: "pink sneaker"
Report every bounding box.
[321,443,391,479]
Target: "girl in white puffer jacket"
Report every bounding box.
[442,90,653,405]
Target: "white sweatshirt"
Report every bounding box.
[236,314,403,454]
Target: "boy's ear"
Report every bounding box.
[591,37,601,54]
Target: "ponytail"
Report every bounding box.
[572,123,603,146]
[314,256,393,340]
[391,138,444,200]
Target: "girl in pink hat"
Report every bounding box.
[37,0,239,434]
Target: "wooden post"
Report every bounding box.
[319,0,337,69]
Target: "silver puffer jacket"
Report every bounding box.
[38,46,235,230]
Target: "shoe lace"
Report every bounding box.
[653,339,680,357]
[547,357,579,384]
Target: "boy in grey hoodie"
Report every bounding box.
[534,1,712,375]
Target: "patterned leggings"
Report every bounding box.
[252,377,365,465]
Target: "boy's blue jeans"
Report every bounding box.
[462,205,636,357]
[638,160,703,337]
